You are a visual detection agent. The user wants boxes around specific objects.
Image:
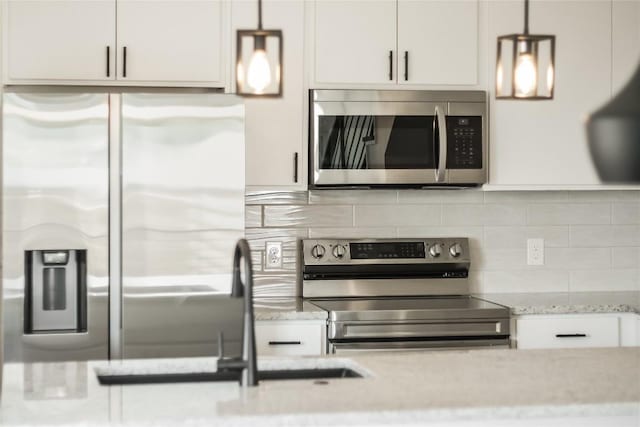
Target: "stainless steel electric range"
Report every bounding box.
[300,238,510,354]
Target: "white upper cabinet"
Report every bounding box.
[313,0,480,87]
[3,0,116,82]
[488,0,611,187]
[234,0,306,188]
[3,0,226,86]
[612,0,640,94]
[117,0,225,85]
[314,0,397,85]
[397,0,478,85]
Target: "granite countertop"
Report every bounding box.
[1,348,639,426]
[253,297,327,321]
[475,292,640,316]
[254,292,640,321]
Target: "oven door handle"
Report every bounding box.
[434,105,447,183]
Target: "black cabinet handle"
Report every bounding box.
[106,46,110,77]
[123,46,127,78]
[555,333,587,338]
[388,50,393,81]
[404,51,409,81]
[268,341,302,346]
[293,152,299,183]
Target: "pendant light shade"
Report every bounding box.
[496,0,555,99]
[236,0,283,97]
[587,61,640,183]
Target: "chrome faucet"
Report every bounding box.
[217,239,258,386]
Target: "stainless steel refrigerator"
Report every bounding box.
[2,90,245,362]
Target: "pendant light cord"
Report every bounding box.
[524,0,529,35]
[258,0,263,30]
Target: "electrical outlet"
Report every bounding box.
[527,238,544,266]
[265,241,283,270]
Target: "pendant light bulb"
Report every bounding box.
[247,48,271,93]
[514,52,537,97]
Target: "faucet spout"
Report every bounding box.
[227,239,258,386]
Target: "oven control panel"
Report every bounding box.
[302,238,470,265]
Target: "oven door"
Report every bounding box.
[311,101,448,187]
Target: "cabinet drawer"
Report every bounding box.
[516,315,620,349]
[255,321,325,356]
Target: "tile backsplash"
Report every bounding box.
[246,190,640,297]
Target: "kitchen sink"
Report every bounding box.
[97,368,362,386]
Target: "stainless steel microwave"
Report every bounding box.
[309,90,487,188]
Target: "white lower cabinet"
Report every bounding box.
[515,314,621,349]
[255,320,326,356]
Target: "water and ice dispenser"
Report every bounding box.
[24,250,88,334]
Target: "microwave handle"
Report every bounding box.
[434,105,447,183]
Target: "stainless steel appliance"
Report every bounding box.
[301,238,510,353]
[309,90,487,188]
[2,90,245,362]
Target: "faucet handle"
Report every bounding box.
[217,331,225,359]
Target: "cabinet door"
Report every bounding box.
[612,0,640,94]
[234,0,305,187]
[397,0,478,85]
[314,0,396,84]
[117,0,224,85]
[488,0,611,186]
[255,321,325,356]
[3,0,116,82]
[516,315,620,349]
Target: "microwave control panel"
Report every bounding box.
[446,116,483,169]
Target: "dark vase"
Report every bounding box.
[586,61,640,183]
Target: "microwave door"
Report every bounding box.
[312,102,445,187]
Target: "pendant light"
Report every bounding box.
[586,60,640,183]
[496,0,555,99]
[236,0,283,97]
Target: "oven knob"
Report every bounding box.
[332,244,347,259]
[449,243,463,258]
[429,244,442,258]
[310,244,326,259]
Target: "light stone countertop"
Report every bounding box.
[1,348,639,426]
[474,292,640,315]
[254,292,640,321]
[254,297,327,321]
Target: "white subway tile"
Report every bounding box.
[246,191,308,205]
[474,249,528,271]
[484,226,569,249]
[482,270,569,293]
[483,191,568,203]
[354,205,441,227]
[545,248,611,270]
[245,206,262,228]
[612,203,640,224]
[309,227,396,239]
[309,190,397,205]
[264,205,353,227]
[398,189,483,204]
[441,204,526,226]
[569,269,639,292]
[568,190,640,202]
[570,225,640,247]
[612,247,640,269]
[527,204,610,225]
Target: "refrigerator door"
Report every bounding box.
[121,93,245,359]
[2,93,110,362]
